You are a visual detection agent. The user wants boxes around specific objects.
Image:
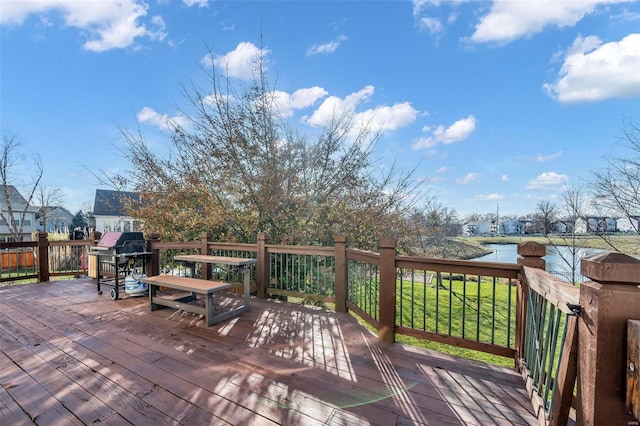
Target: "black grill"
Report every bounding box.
[92,231,146,255]
[90,231,150,300]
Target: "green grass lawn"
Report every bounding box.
[349,272,518,367]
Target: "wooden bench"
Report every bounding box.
[173,254,257,311]
[141,275,233,326]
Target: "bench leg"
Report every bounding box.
[150,284,164,311]
[241,266,251,308]
[205,292,214,326]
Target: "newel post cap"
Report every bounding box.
[379,238,396,249]
[581,251,640,284]
[517,241,546,257]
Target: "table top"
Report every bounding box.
[174,254,258,266]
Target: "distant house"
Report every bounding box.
[93,189,143,234]
[554,220,574,234]
[36,206,74,234]
[574,218,588,234]
[462,220,496,236]
[499,219,525,235]
[616,216,640,233]
[0,185,38,242]
[586,216,617,233]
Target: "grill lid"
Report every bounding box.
[92,231,146,254]
[96,231,144,248]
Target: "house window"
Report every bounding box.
[23,220,31,226]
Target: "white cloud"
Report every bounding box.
[202,42,270,80]
[501,174,509,182]
[137,106,188,131]
[474,193,505,201]
[307,35,348,56]
[436,166,450,173]
[469,0,632,44]
[419,16,443,34]
[412,115,477,150]
[0,0,166,51]
[535,150,563,162]
[182,0,208,7]
[543,33,640,103]
[526,171,569,190]
[202,93,235,105]
[303,86,418,133]
[412,0,432,18]
[271,87,329,118]
[456,172,481,185]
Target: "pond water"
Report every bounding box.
[471,243,606,282]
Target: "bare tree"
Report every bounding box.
[534,200,557,236]
[35,184,65,233]
[546,185,594,284]
[407,200,460,257]
[0,132,43,241]
[590,118,640,250]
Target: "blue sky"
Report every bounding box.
[1,0,639,218]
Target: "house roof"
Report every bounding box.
[93,189,140,216]
[35,206,74,219]
[0,185,38,212]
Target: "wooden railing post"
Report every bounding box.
[577,252,640,425]
[37,232,49,282]
[92,231,102,244]
[334,236,347,313]
[201,231,213,280]
[517,241,546,270]
[145,233,161,277]
[378,237,397,344]
[256,233,269,299]
[516,242,546,366]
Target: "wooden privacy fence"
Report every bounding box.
[4,231,640,424]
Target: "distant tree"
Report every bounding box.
[35,184,64,233]
[547,185,594,284]
[534,201,557,236]
[71,210,88,229]
[407,200,460,257]
[0,131,43,241]
[590,118,640,250]
[462,212,496,224]
[112,51,421,249]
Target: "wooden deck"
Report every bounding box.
[0,279,538,425]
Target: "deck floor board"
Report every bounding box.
[0,279,538,425]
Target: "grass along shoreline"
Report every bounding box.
[469,234,640,256]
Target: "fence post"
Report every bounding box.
[577,252,640,425]
[516,242,546,368]
[201,231,212,280]
[37,232,49,282]
[145,233,161,277]
[334,236,347,313]
[256,233,269,299]
[378,237,397,344]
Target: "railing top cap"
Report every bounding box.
[581,251,640,284]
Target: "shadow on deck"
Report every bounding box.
[0,279,537,425]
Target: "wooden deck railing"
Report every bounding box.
[3,231,639,425]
